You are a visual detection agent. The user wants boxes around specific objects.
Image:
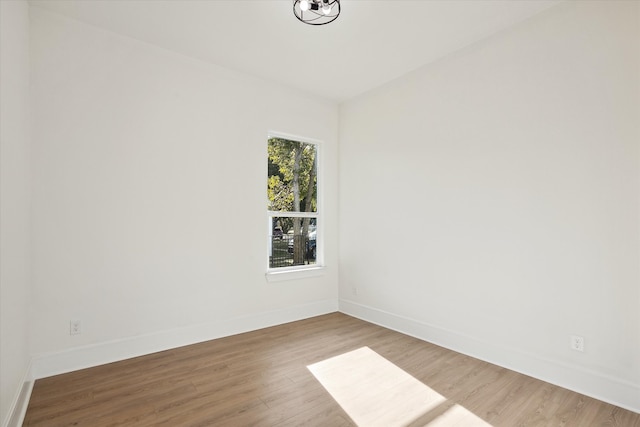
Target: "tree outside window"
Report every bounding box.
[267,136,318,268]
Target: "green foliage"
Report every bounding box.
[267,175,293,212]
[267,138,317,212]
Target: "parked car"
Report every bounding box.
[287,229,316,259]
[272,226,283,239]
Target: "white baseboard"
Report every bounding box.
[339,299,640,415]
[31,299,338,380]
[2,362,33,427]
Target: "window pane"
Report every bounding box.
[270,217,317,268]
[267,138,317,213]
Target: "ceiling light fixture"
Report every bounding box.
[293,0,340,25]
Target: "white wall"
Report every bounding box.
[339,0,640,412]
[0,1,32,425]
[29,7,339,376]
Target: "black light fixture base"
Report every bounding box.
[293,0,340,26]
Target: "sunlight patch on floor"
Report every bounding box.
[307,346,492,427]
[427,404,493,426]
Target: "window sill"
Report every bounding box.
[265,266,325,282]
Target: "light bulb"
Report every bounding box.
[300,0,310,11]
[322,4,331,15]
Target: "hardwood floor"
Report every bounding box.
[24,313,640,426]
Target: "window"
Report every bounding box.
[267,134,320,270]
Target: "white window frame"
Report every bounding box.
[266,131,324,281]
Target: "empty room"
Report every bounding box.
[1,0,639,426]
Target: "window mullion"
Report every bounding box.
[268,211,318,218]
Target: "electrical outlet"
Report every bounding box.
[70,320,82,335]
[570,335,584,352]
[351,285,358,296]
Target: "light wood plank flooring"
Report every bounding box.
[24,313,640,426]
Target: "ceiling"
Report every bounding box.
[29,0,562,103]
